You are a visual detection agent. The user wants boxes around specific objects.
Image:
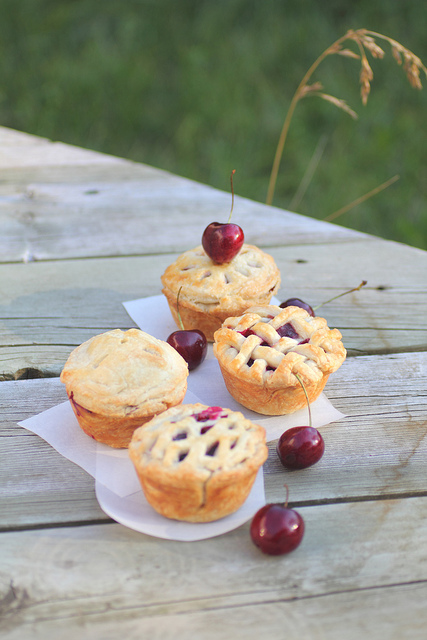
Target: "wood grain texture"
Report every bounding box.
[1,238,426,379]
[1,497,427,639]
[1,351,426,529]
[0,125,367,263]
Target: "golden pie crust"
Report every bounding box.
[161,244,280,341]
[213,305,346,415]
[60,328,189,448]
[128,403,268,522]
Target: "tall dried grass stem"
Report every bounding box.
[266,29,427,207]
[290,134,328,211]
[323,174,400,222]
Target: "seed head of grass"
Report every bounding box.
[267,29,427,206]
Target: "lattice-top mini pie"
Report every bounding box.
[60,328,189,448]
[128,403,268,522]
[213,305,346,415]
[161,244,280,341]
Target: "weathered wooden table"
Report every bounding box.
[1,126,426,639]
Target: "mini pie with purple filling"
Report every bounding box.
[60,328,189,448]
[161,244,280,342]
[128,403,268,522]
[213,305,346,415]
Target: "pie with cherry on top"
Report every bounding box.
[161,244,280,341]
[128,403,268,522]
[213,304,346,415]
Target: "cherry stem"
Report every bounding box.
[283,483,289,508]
[176,286,185,330]
[227,169,236,223]
[313,280,367,311]
[295,373,312,429]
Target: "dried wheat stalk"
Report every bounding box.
[266,29,427,207]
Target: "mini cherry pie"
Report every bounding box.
[213,305,346,415]
[161,244,280,341]
[60,329,189,448]
[128,403,268,522]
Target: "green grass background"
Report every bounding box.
[1,0,426,249]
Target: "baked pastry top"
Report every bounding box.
[60,328,189,418]
[129,403,268,522]
[214,304,346,384]
[213,305,346,412]
[161,244,280,318]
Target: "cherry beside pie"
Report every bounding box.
[128,403,268,522]
[213,305,346,415]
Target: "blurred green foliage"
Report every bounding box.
[0,0,426,248]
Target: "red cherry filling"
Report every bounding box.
[239,329,269,346]
[241,323,309,369]
[173,407,228,463]
[194,407,227,422]
[241,324,302,342]
[206,441,220,457]
[172,431,188,441]
[68,392,94,417]
[200,425,213,434]
[172,408,228,444]
[276,323,300,340]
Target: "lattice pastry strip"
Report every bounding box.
[215,305,345,383]
[146,409,262,475]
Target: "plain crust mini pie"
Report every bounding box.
[60,328,189,448]
[128,403,268,523]
[161,244,280,342]
[213,305,346,415]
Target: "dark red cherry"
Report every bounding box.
[277,426,325,470]
[250,503,305,555]
[167,329,207,371]
[202,221,244,264]
[202,170,244,264]
[279,298,315,316]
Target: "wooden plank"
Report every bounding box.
[1,240,426,379]
[0,125,126,166]
[1,497,427,639]
[0,173,365,262]
[0,126,53,147]
[0,127,370,263]
[1,351,426,529]
[266,349,427,503]
[0,377,106,529]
